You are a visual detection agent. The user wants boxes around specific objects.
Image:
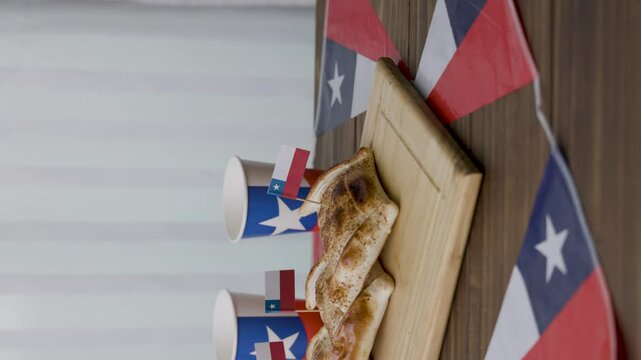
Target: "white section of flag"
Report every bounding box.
[272,145,297,181]
[265,270,280,301]
[414,0,458,98]
[350,54,377,118]
[254,342,273,360]
[485,267,541,360]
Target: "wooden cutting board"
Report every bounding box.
[361,59,482,359]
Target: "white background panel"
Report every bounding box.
[0,1,315,359]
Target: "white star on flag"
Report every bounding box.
[273,183,280,191]
[250,326,299,359]
[259,197,306,235]
[269,303,276,310]
[535,215,569,283]
[328,62,344,107]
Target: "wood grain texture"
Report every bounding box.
[313,0,641,358]
[361,59,482,360]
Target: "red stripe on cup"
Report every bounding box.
[303,169,324,187]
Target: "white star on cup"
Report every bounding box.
[259,197,306,235]
[250,326,299,359]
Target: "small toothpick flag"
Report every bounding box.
[254,341,286,360]
[268,145,310,199]
[265,269,295,313]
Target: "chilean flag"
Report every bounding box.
[315,0,407,135]
[415,0,538,123]
[485,148,616,359]
[265,269,296,313]
[269,145,311,200]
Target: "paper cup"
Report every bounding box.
[223,157,322,242]
[213,289,323,360]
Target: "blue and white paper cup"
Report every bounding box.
[223,157,321,242]
[213,289,323,360]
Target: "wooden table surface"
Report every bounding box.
[313,0,641,358]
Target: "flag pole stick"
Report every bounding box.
[267,192,324,207]
[295,197,324,206]
[533,78,557,150]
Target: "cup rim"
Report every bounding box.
[223,156,248,243]
[213,289,238,360]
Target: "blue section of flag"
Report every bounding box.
[444,0,487,46]
[516,149,597,334]
[236,316,307,360]
[316,38,357,135]
[243,186,317,238]
[268,179,286,196]
[265,300,281,313]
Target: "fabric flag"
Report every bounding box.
[315,0,407,135]
[268,145,310,199]
[265,269,296,313]
[254,341,286,360]
[415,0,538,124]
[485,148,616,360]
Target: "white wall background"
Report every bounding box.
[0,1,315,359]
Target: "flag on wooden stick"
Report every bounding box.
[268,145,310,200]
[265,269,296,313]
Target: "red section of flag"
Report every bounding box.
[279,269,296,311]
[283,148,310,199]
[524,268,616,360]
[303,169,324,187]
[295,299,325,342]
[298,311,324,343]
[269,341,286,360]
[295,299,306,311]
[325,0,402,64]
[428,0,538,123]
